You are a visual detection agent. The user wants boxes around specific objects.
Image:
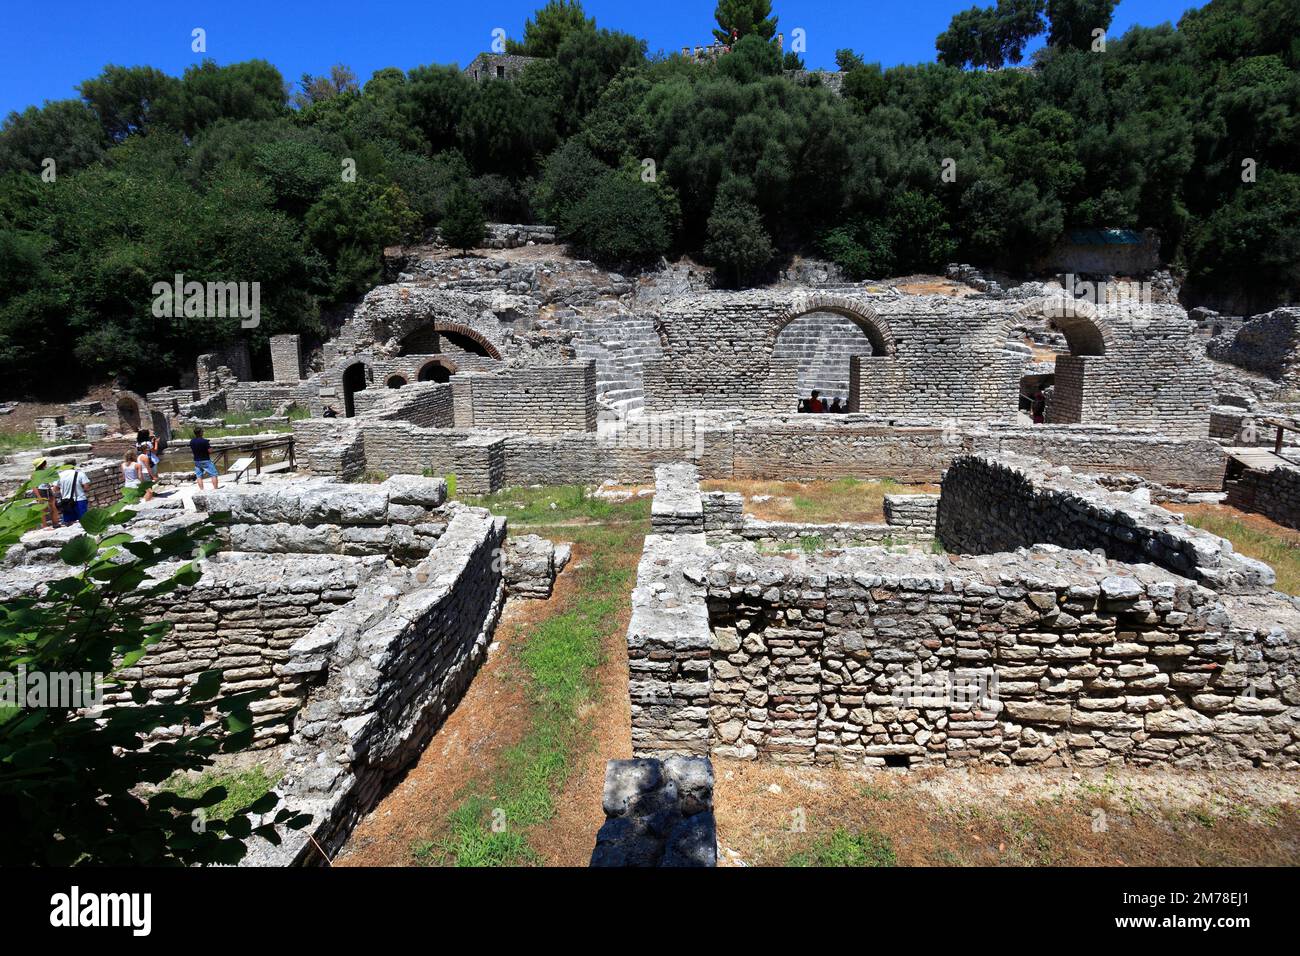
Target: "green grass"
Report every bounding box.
[0,430,43,454]
[418,489,647,866]
[464,484,650,526]
[788,827,897,867]
[1184,513,1300,595]
[163,765,281,823]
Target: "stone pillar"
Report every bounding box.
[271,335,303,383]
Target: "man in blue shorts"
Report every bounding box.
[190,427,219,491]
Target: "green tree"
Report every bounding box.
[703,179,773,287]
[0,480,308,865]
[507,0,596,57]
[306,180,418,299]
[440,185,487,253]
[936,0,1046,69]
[561,169,671,265]
[712,0,778,43]
[1046,0,1119,50]
[77,65,178,141]
[0,100,107,174]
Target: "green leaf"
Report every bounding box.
[59,535,98,565]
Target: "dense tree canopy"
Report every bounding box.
[0,0,1296,397]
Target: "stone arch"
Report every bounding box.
[1011,296,1111,356]
[115,394,142,434]
[341,361,369,418]
[386,374,408,389]
[772,293,894,356]
[417,357,457,383]
[398,322,502,360]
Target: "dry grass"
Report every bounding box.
[714,760,1300,867]
[701,477,939,524]
[1162,502,1300,595]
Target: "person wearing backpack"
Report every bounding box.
[56,464,90,526]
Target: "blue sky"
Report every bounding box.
[0,0,1204,118]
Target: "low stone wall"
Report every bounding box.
[590,757,716,867]
[254,509,508,864]
[122,553,383,746]
[1225,463,1300,530]
[883,493,939,532]
[626,534,1300,769]
[937,454,1274,594]
[651,463,703,533]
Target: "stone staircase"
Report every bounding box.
[773,310,878,404]
[568,313,663,419]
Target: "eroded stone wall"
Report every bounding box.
[937,454,1273,593]
[627,534,1300,770]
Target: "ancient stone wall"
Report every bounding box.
[627,534,1300,770]
[270,335,304,382]
[646,291,1212,436]
[259,509,508,863]
[590,757,716,867]
[1208,308,1300,386]
[1225,463,1300,530]
[456,363,596,435]
[937,454,1274,593]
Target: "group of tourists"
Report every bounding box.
[31,424,223,530]
[800,390,848,414]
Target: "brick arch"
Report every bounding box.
[1008,296,1113,357]
[773,293,894,356]
[398,321,503,360]
[416,357,458,382]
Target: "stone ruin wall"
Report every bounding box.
[1208,307,1300,388]
[1225,462,1300,531]
[936,454,1275,593]
[626,457,1300,770]
[645,291,1212,437]
[1,475,564,864]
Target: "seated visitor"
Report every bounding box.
[807,390,825,413]
[829,397,843,413]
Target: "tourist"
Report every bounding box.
[55,462,90,526]
[122,450,154,502]
[829,397,843,413]
[807,390,825,413]
[323,405,339,419]
[1031,389,1046,424]
[190,427,219,491]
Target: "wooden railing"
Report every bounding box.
[211,436,295,478]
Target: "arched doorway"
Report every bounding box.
[1011,297,1109,425]
[772,296,893,414]
[398,322,502,360]
[386,374,408,389]
[775,311,878,411]
[417,359,454,383]
[116,397,141,434]
[341,362,368,418]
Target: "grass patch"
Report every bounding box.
[465,484,650,526]
[417,488,648,866]
[702,477,936,524]
[1183,512,1300,595]
[163,765,281,823]
[0,430,44,454]
[788,827,896,867]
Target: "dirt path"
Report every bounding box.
[333,569,570,866]
[335,528,638,867]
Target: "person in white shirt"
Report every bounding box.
[56,465,90,526]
